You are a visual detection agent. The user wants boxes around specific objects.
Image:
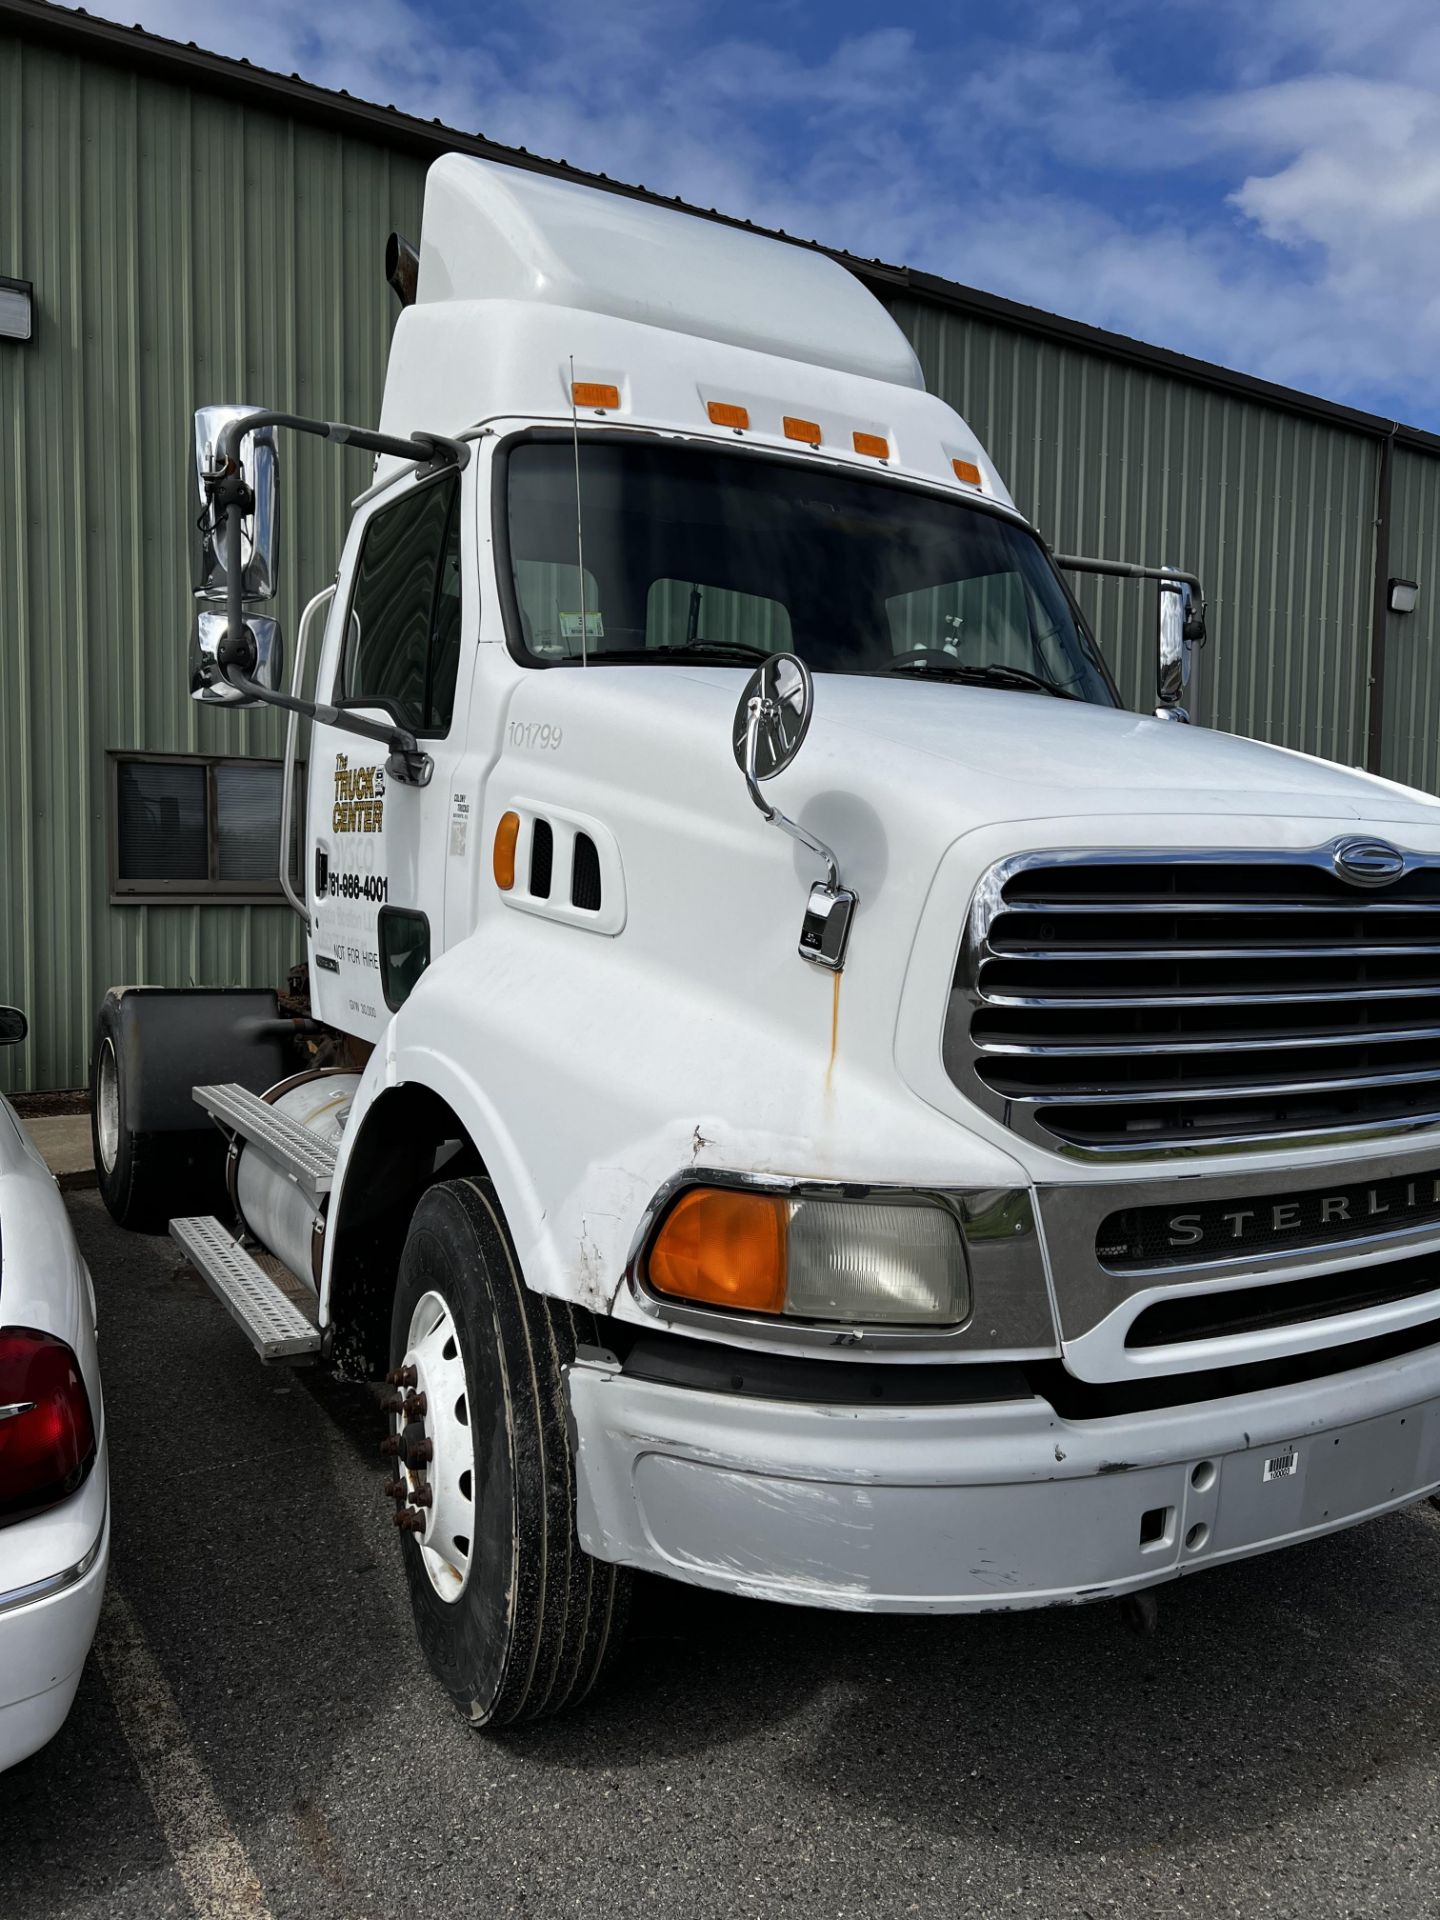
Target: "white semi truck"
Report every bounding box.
[92,154,1440,1726]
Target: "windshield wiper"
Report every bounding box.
[876,660,1079,700]
[551,642,770,666]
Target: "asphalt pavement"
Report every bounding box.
[5,1190,1440,1919]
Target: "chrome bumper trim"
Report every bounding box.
[0,1501,107,1619]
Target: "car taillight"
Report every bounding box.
[0,1328,96,1527]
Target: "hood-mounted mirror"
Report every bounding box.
[732,653,857,972]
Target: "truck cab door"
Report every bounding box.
[307,467,469,1041]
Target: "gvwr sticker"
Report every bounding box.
[1264,1448,1300,1482]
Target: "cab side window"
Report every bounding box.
[340,474,463,732]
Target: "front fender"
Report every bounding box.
[322,912,1029,1325]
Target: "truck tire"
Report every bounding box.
[388,1176,630,1727]
[90,999,228,1234]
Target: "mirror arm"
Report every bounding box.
[209,407,462,785]
[1053,551,1207,641]
[1052,552,1203,598]
[743,700,840,890]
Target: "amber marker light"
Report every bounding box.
[493,811,520,890]
[707,400,750,430]
[783,415,822,445]
[647,1187,788,1315]
[853,431,890,459]
[572,381,620,410]
[953,458,982,486]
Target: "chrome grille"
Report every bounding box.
[949,846,1440,1156]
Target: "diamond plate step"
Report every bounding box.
[170,1215,322,1362]
[192,1082,337,1194]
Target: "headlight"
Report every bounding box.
[644,1187,970,1327]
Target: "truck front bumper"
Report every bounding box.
[567,1340,1440,1611]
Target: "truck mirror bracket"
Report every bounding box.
[201,405,464,783]
[733,654,857,973]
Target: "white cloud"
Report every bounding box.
[61,0,1440,421]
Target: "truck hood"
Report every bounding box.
[787,673,1440,827]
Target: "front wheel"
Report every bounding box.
[387,1177,630,1727]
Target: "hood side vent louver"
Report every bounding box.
[572,833,602,912]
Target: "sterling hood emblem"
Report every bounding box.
[1332,837,1406,887]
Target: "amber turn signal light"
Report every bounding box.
[573,381,620,410]
[647,1187,788,1315]
[493,811,520,890]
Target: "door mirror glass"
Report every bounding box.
[0,1006,27,1047]
[193,404,280,603]
[191,610,285,706]
[1156,578,1200,722]
[732,652,813,783]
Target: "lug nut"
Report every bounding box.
[383,1477,408,1501]
[409,1482,434,1508]
[406,1437,434,1466]
[386,1365,418,1389]
[404,1392,428,1420]
[393,1509,425,1533]
[380,1391,406,1414]
[379,1435,402,1458]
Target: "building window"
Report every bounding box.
[109,752,302,904]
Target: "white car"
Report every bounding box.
[0,1006,108,1771]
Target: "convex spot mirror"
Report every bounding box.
[1156,578,1204,723]
[732,652,814,783]
[0,1007,27,1047]
[190,609,285,707]
[193,404,280,603]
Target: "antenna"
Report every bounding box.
[569,355,588,668]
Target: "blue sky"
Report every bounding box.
[76,0,1440,425]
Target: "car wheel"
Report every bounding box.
[387,1176,630,1727]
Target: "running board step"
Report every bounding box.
[170,1215,322,1362]
[192,1082,337,1194]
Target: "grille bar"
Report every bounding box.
[978,1023,1440,1057]
[1001,898,1440,916]
[953,845,1440,1155]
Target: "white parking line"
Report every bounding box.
[94,1585,273,1920]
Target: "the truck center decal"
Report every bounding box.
[332,753,386,834]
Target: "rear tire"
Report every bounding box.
[90,1000,228,1234]
[388,1176,630,1727]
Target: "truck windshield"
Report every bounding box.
[505,438,1117,704]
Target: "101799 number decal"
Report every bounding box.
[508,721,564,750]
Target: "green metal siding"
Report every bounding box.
[5,28,1440,1093]
[0,31,427,1091]
[1379,446,1440,793]
[889,297,1381,757]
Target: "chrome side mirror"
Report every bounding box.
[732,653,857,972]
[193,404,279,603]
[0,1007,26,1047]
[191,610,285,707]
[1156,575,1204,723]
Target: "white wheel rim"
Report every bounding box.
[96,1038,119,1174]
[398,1288,475,1601]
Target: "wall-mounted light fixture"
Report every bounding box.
[0,276,33,344]
[1389,577,1421,616]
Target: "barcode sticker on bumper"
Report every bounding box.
[1264,1448,1299,1482]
